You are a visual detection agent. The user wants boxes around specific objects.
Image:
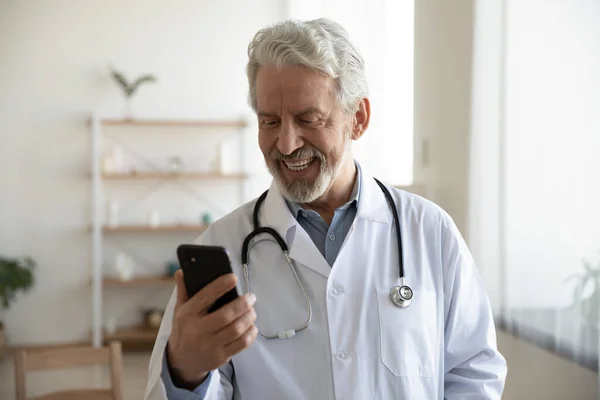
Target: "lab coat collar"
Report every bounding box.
[259,164,390,279]
[261,181,331,278]
[260,180,298,242]
[355,165,390,224]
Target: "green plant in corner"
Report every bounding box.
[0,256,36,325]
[566,258,600,326]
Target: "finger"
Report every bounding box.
[174,269,188,308]
[216,307,257,345]
[204,293,256,332]
[182,273,238,316]
[222,324,258,357]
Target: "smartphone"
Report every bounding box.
[176,244,239,313]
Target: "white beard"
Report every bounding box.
[267,135,352,204]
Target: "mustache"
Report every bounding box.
[268,145,325,161]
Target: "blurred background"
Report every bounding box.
[0,0,599,399]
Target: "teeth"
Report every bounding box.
[284,158,314,171]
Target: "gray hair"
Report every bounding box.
[246,18,368,115]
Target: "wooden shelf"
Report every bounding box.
[103,276,175,287]
[103,224,208,233]
[102,171,247,180]
[104,326,159,343]
[100,118,248,128]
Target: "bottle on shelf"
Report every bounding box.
[148,210,161,228]
[107,201,119,228]
[101,146,124,174]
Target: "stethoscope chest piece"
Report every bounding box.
[390,284,413,308]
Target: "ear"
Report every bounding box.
[351,98,370,140]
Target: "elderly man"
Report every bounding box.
[145,18,507,400]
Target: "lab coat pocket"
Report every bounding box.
[376,289,437,377]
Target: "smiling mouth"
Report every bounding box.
[282,157,316,171]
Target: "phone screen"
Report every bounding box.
[177,244,239,313]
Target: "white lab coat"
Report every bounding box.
[145,170,507,400]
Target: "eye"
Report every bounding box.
[300,117,322,126]
[261,119,279,128]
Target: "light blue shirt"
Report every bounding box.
[162,355,213,399]
[284,161,361,266]
[161,163,362,398]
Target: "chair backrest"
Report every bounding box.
[14,341,124,400]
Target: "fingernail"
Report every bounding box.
[249,293,257,304]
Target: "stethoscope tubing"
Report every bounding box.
[242,177,410,339]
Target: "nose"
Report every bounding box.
[277,119,304,156]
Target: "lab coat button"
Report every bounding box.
[336,351,350,361]
[330,286,344,297]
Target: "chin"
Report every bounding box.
[276,176,329,204]
[265,158,332,203]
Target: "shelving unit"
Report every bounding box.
[103,325,159,344]
[100,118,247,128]
[102,224,209,234]
[103,276,176,287]
[102,171,247,180]
[90,115,249,348]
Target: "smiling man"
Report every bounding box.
[145,18,507,400]
[257,64,365,223]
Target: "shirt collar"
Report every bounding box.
[285,160,362,218]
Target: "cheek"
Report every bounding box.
[305,129,338,156]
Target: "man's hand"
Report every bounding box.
[166,269,258,389]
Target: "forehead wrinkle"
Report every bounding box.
[256,66,337,117]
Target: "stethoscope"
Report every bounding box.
[241,177,413,340]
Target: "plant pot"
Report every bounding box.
[143,309,164,330]
[0,324,6,360]
[123,97,134,121]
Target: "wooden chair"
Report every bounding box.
[14,341,124,400]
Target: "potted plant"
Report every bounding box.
[566,258,600,326]
[110,67,157,120]
[0,255,35,358]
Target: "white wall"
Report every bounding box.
[468,0,505,313]
[503,0,600,310]
[468,0,600,374]
[469,0,600,316]
[0,0,282,345]
[413,0,475,236]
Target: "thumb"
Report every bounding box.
[174,269,189,307]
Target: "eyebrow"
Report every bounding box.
[296,107,324,116]
[257,111,278,118]
[257,107,325,118]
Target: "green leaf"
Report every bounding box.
[581,275,592,295]
[128,74,157,97]
[110,69,131,97]
[0,256,36,312]
[583,260,595,274]
[573,281,584,304]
